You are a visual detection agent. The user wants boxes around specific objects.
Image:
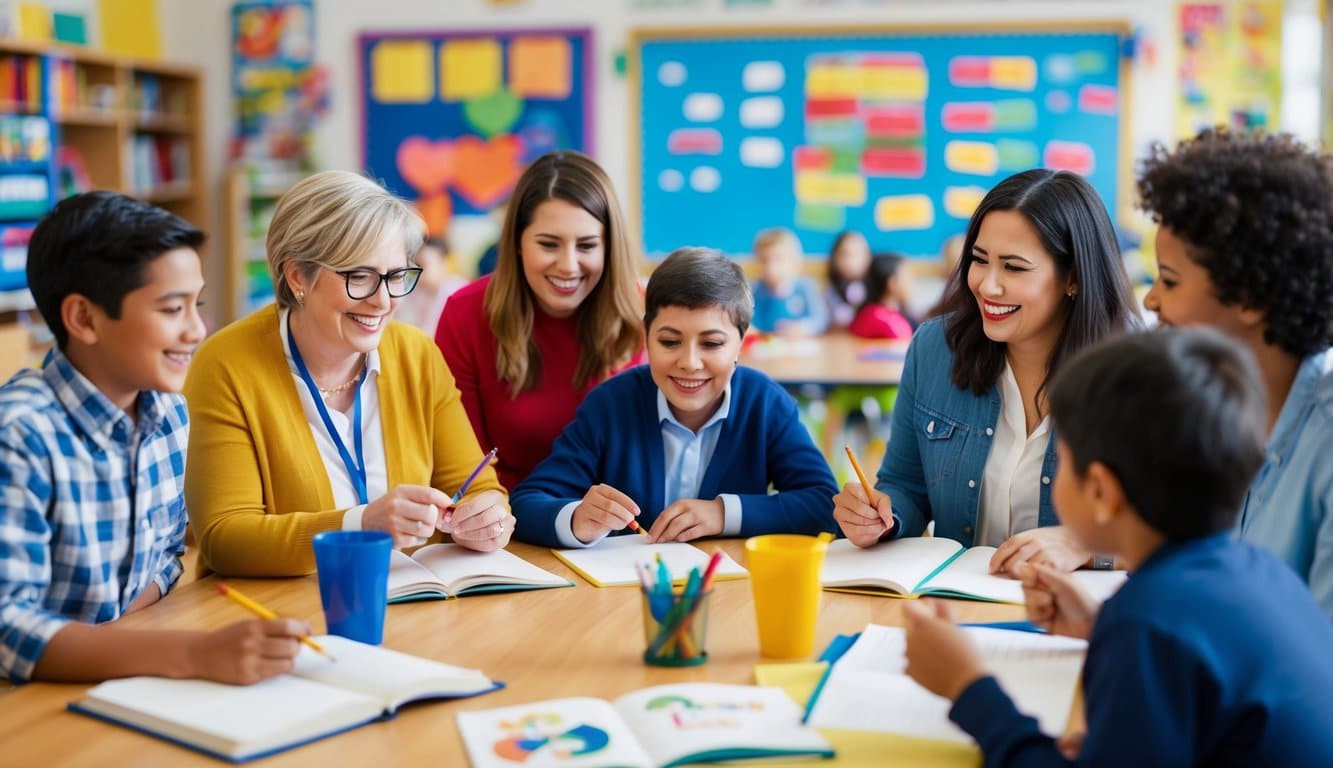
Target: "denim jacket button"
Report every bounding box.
[926,420,935,434]
[1041,476,1051,485]
[985,427,993,436]
[968,479,976,488]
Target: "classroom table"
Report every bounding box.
[0,540,1027,767]
[740,332,906,388]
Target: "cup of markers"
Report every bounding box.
[637,551,723,667]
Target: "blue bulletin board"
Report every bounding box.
[633,25,1129,258]
[359,28,593,235]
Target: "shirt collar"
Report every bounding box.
[657,380,732,433]
[279,308,383,382]
[1267,347,1332,458]
[41,346,162,445]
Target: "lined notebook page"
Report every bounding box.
[807,624,1086,744]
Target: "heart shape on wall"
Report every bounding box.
[451,134,524,210]
[395,136,455,195]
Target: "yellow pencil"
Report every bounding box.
[217,582,337,662]
[844,445,878,504]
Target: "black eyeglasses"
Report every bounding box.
[333,267,423,300]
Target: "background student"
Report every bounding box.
[848,252,915,340]
[186,171,511,578]
[901,328,1333,766]
[510,247,838,547]
[393,235,466,336]
[1137,127,1333,616]
[831,169,1141,574]
[0,192,307,684]
[750,227,829,337]
[825,229,873,329]
[435,151,644,491]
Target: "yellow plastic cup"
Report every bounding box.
[745,533,831,659]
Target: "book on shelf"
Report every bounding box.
[70,635,502,763]
[457,683,835,768]
[388,543,572,603]
[821,537,1126,604]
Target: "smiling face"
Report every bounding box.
[966,209,1073,357]
[648,304,743,432]
[520,198,606,318]
[78,247,206,411]
[287,231,410,364]
[1143,226,1253,339]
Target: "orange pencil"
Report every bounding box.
[627,518,648,536]
[844,445,879,504]
[217,583,337,662]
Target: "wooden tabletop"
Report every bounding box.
[741,333,907,388]
[0,540,1026,766]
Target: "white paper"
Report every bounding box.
[554,537,745,587]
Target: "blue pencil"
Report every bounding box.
[451,447,497,505]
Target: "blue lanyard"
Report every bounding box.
[287,322,369,505]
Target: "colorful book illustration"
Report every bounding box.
[69,636,501,763]
[820,537,1126,604]
[388,543,572,603]
[552,537,746,587]
[806,624,1086,744]
[457,683,834,767]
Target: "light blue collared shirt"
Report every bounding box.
[555,384,742,547]
[1237,348,1333,617]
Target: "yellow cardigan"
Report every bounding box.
[183,305,503,576]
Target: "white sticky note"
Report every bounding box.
[690,166,721,193]
[740,137,783,168]
[743,61,785,92]
[683,92,723,122]
[740,97,783,128]
[658,61,687,87]
[658,169,684,192]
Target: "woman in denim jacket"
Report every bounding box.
[833,169,1141,574]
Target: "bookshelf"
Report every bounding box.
[225,165,307,323]
[0,38,204,371]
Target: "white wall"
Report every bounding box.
[158,0,1186,322]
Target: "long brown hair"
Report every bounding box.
[484,151,643,395]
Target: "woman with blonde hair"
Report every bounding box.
[186,170,512,577]
[436,151,644,490]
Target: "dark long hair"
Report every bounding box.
[858,252,905,312]
[937,169,1140,402]
[825,230,866,303]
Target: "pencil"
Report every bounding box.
[451,447,498,505]
[217,583,337,662]
[844,445,878,504]
[626,518,648,536]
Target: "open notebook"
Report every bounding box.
[552,537,747,587]
[457,683,834,767]
[69,636,501,763]
[806,624,1086,744]
[821,537,1126,604]
[389,543,572,602]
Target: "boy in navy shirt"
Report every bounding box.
[902,328,1333,766]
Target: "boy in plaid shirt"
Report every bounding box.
[0,192,307,684]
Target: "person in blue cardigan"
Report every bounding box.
[511,247,838,547]
[901,328,1333,767]
[832,169,1141,574]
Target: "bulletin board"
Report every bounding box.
[359,28,593,234]
[632,24,1129,258]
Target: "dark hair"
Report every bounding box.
[859,252,905,312]
[1049,327,1267,539]
[27,191,205,348]
[937,169,1140,403]
[826,229,868,303]
[645,247,753,337]
[1138,128,1333,358]
[420,234,450,254]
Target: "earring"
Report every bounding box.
[1066,289,1077,299]
[295,290,305,306]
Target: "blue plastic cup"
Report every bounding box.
[312,531,392,645]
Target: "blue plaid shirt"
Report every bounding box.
[0,348,188,682]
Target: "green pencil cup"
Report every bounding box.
[641,588,711,667]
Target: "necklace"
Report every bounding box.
[316,358,365,395]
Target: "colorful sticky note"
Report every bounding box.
[509,36,572,98]
[371,41,434,104]
[861,148,925,178]
[874,195,934,231]
[1077,85,1118,115]
[1044,141,1095,175]
[865,105,924,138]
[944,186,987,219]
[942,103,993,132]
[993,99,1037,130]
[441,39,502,101]
[945,141,999,176]
[795,172,866,206]
[17,1,53,41]
[991,57,1037,91]
[667,128,722,155]
[793,146,832,172]
[806,64,860,99]
[996,139,1039,171]
[948,57,990,87]
[861,63,927,101]
[795,204,846,233]
[99,0,158,56]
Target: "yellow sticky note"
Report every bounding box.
[944,186,987,219]
[875,195,934,231]
[991,56,1037,91]
[16,1,52,41]
[370,41,433,104]
[441,39,502,101]
[862,65,927,101]
[99,0,159,57]
[795,172,867,206]
[945,141,999,176]
[806,64,860,99]
[509,37,571,98]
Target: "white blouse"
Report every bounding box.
[975,361,1050,547]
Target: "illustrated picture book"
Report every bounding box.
[69,636,502,763]
[805,624,1086,744]
[553,537,746,587]
[821,537,1126,604]
[389,543,572,603]
[457,683,834,767]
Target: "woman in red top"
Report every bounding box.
[436,152,644,490]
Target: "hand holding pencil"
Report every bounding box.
[832,446,896,548]
[571,483,645,545]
